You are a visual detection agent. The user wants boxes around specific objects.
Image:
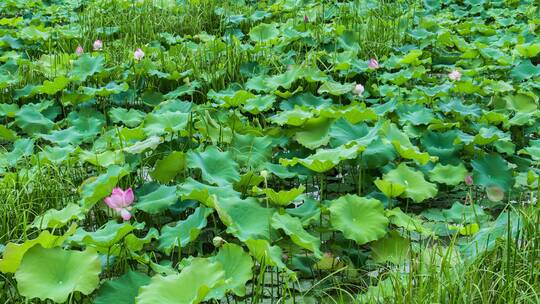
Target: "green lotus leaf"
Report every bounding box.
[269,107,313,126]
[80,165,130,208]
[471,153,514,191]
[328,195,388,245]
[515,43,540,58]
[94,271,151,304]
[383,164,438,203]
[158,207,212,255]
[109,107,146,128]
[215,197,274,241]
[421,131,461,165]
[0,103,19,117]
[81,82,129,97]
[143,112,189,136]
[37,76,69,95]
[361,138,397,168]
[280,93,329,111]
[135,258,225,304]
[285,198,321,226]
[386,207,430,235]
[280,144,364,173]
[329,119,376,147]
[231,133,273,169]
[150,151,186,183]
[262,185,305,206]
[271,213,322,257]
[208,243,253,298]
[428,163,468,186]
[15,246,101,303]
[510,59,540,81]
[242,94,275,114]
[69,221,144,249]
[80,150,125,168]
[442,202,490,224]
[0,225,76,273]
[399,49,422,64]
[14,106,55,135]
[381,122,430,165]
[178,178,240,208]
[245,239,286,269]
[249,23,279,42]
[505,93,538,113]
[135,185,179,214]
[3,138,34,167]
[294,117,332,149]
[39,145,75,164]
[39,127,84,146]
[397,104,434,126]
[519,139,540,161]
[370,231,410,264]
[265,67,302,90]
[374,178,405,198]
[31,204,84,229]
[187,146,240,186]
[317,81,354,96]
[68,54,105,82]
[123,136,163,154]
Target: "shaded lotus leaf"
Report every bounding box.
[428,163,468,186]
[3,138,34,167]
[280,93,329,111]
[80,165,130,208]
[386,207,431,235]
[269,107,313,126]
[285,198,321,226]
[249,23,279,42]
[421,130,461,164]
[109,107,146,128]
[511,59,540,81]
[293,117,332,149]
[271,213,322,257]
[505,93,538,113]
[230,133,273,169]
[245,239,286,269]
[158,207,212,255]
[94,271,151,304]
[14,106,54,135]
[187,146,240,186]
[338,104,378,124]
[0,103,19,117]
[31,204,84,229]
[150,151,186,183]
[135,185,179,214]
[262,185,305,206]
[519,139,540,161]
[69,221,144,249]
[384,164,437,203]
[0,225,76,273]
[124,228,159,253]
[361,138,397,168]
[15,246,100,303]
[207,243,253,298]
[374,178,405,198]
[471,153,514,191]
[328,195,388,245]
[143,112,189,136]
[215,197,274,241]
[370,231,410,264]
[135,258,225,304]
[381,123,430,165]
[68,54,105,82]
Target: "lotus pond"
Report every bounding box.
[0,0,539,303]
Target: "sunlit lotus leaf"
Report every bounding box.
[280,93,329,111]
[80,150,125,167]
[294,117,332,149]
[207,244,253,298]
[329,119,374,147]
[187,146,240,186]
[69,221,144,249]
[158,207,212,255]
[37,76,69,95]
[3,138,33,167]
[80,165,129,208]
[31,204,84,229]
[262,185,305,206]
[370,231,410,264]
[15,246,101,303]
[151,151,186,183]
[269,107,313,126]
[271,213,322,257]
[81,82,129,97]
[383,164,437,203]
[249,23,279,42]
[386,207,430,235]
[135,185,179,214]
[317,81,354,96]
[442,202,490,224]
[397,104,434,125]
[39,127,84,146]
[329,195,388,245]
[215,197,274,241]
[471,153,514,191]
[143,112,189,136]
[94,271,151,304]
[135,258,225,304]
[428,163,468,186]
[245,239,286,269]
[39,145,75,164]
[280,144,363,173]
[374,178,405,198]
[178,178,240,208]
[515,43,540,57]
[68,54,105,82]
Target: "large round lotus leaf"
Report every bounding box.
[214,197,274,241]
[421,131,461,165]
[150,151,186,183]
[329,119,374,147]
[383,164,438,203]
[69,221,144,249]
[14,106,54,135]
[293,117,332,150]
[37,76,69,95]
[80,165,130,208]
[280,144,363,173]
[94,271,151,304]
[471,153,514,191]
[135,184,179,214]
[230,133,273,169]
[158,207,212,255]
[31,203,84,229]
[442,202,490,224]
[249,23,278,42]
[80,150,125,168]
[428,163,468,186]
[370,231,410,264]
[178,178,240,208]
[269,107,313,126]
[0,225,76,273]
[241,94,275,114]
[143,112,189,136]
[135,258,225,304]
[510,59,540,81]
[187,146,240,186]
[262,185,305,206]
[15,246,101,303]
[361,138,397,168]
[317,81,354,96]
[245,239,286,269]
[207,243,253,298]
[397,104,434,126]
[271,213,322,257]
[109,107,145,128]
[68,54,105,82]
[328,195,388,245]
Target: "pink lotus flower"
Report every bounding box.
[134,48,145,60]
[448,70,461,81]
[368,58,379,69]
[353,83,364,96]
[104,187,134,220]
[304,15,309,23]
[93,39,103,51]
[75,45,84,56]
[465,175,473,186]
